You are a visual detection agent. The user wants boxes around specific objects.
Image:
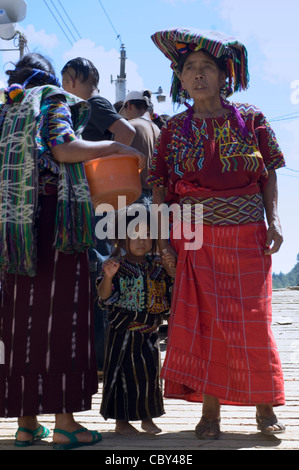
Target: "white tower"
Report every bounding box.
[111,43,127,102]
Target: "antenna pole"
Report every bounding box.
[18,31,27,58]
[114,43,126,102]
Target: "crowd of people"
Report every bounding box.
[0,27,286,449]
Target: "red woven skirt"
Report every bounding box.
[162,222,285,406]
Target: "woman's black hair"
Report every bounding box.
[6,52,59,87]
[61,57,99,88]
[177,48,228,75]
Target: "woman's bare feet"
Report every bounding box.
[141,419,162,435]
[202,394,221,420]
[115,420,140,436]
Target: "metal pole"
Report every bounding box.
[18,32,27,58]
[115,43,126,102]
[0,32,27,58]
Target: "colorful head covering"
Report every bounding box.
[151,28,250,104]
[151,28,250,138]
[21,68,61,88]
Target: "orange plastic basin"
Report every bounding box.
[84,155,141,210]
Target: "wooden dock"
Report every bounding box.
[0,289,298,452]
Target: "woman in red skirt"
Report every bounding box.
[0,53,144,449]
[148,28,286,439]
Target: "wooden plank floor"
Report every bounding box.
[0,289,298,452]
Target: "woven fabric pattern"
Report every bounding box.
[162,223,285,406]
[147,104,285,203]
[180,193,264,225]
[0,85,94,276]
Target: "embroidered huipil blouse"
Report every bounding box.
[97,255,173,334]
[98,255,173,315]
[36,96,83,194]
[148,103,285,226]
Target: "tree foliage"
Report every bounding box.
[272,253,299,288]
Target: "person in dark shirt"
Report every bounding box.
[61,57,135,144]
[120,90,160,199]
[61,58,136,377]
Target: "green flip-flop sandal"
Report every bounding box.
[52,427,102,450]
[15,424,50,447]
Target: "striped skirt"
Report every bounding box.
[162,222,285,406]
[0,194,98,418]
[100,309,165,421]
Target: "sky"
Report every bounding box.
[0,0,299,275]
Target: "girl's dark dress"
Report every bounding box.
[97,255,172,421]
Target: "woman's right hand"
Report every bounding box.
[129,148,146,170]
[137,153,146,170]
[107,141,146,170]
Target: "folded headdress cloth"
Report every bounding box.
[151,28,250,104]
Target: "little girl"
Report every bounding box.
[96,210,175,436]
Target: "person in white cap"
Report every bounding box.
[121,90,161,200]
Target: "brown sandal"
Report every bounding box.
[256,414,286,435]
[195,416,221,440]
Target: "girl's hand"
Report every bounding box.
[103,259,120,278]
[162,249,177,278]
